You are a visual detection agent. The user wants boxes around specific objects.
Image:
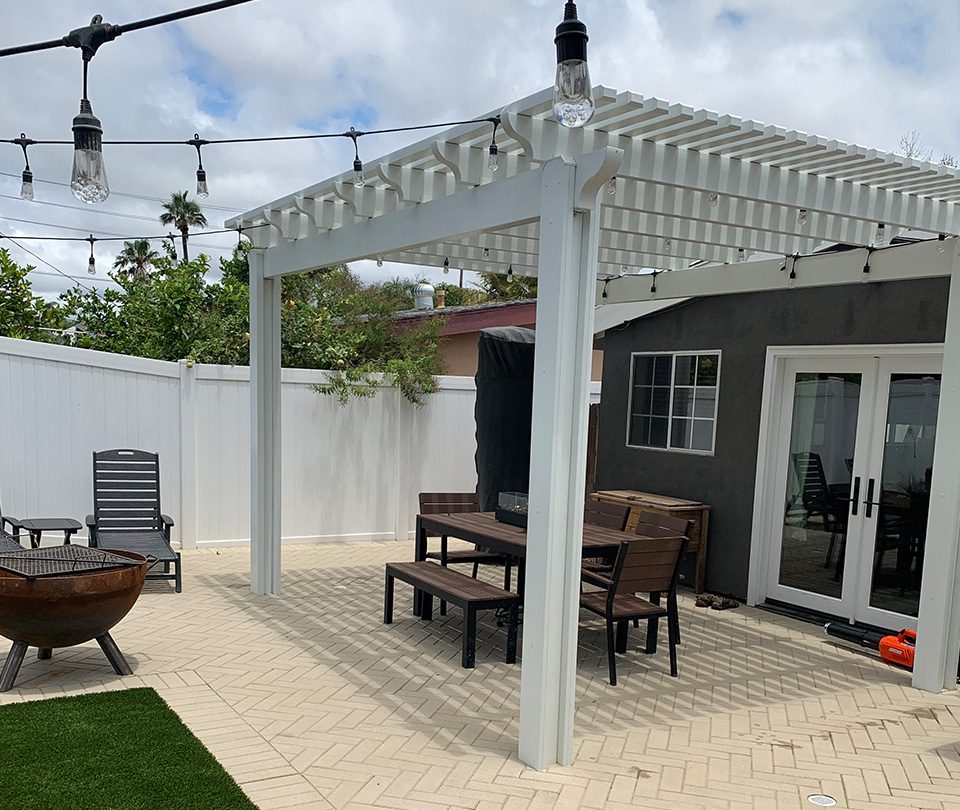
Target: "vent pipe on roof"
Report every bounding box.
[412,282,435,310]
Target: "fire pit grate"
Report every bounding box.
[0,545,142,580]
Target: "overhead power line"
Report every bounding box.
[0,230,97,292]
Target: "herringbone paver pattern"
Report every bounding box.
[1,542,958,809]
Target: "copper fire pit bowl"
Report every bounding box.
[0,547,147,691]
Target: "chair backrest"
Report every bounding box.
[610,535,688,601]
[418,492,479,515]
[635,510,692,538]
[583,499,630,531]
[93,449,162,533]
[792,451,829,505]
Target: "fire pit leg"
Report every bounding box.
[0,642,28,692]
[37,648,52,660]
[95,633,132,676]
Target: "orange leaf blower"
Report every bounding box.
[824,623,915,670]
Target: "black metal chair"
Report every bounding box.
[580,535,688,684]
[86,449,181,592]
[0,499,25,549]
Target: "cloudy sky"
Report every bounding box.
[1,0,957,299]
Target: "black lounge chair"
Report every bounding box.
[86,449,181,592]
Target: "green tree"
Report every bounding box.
[477,269,537,301]
[434,282,488,307]
[113,239,160,281]
[0,249,63,341]
[60,247,443,405]
[159,191,207,262]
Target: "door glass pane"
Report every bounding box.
[868,374,940,618]
[779,373,861,598]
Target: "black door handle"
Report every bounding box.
[850,476,860,516]
[863,478,880,518]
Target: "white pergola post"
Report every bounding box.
[914,242,960,691]
[519,149,621,770]
[249,248,282,596]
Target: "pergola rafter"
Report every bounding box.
[232,85,960,774]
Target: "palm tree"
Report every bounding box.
[113,239,160,281]
[159,191,207,262]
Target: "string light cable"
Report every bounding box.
[0,230,98,292]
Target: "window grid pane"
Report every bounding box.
[630,352,718,451]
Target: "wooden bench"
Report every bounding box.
[384,561,519,668]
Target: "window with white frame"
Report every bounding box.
[627,352,721,453]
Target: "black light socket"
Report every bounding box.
[555,2,588,63]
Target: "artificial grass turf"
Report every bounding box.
[0,687,257,810]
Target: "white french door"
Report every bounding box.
[764,351,942,628]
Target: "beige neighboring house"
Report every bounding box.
[396,294,677,379]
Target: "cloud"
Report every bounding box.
[0,0,957,298]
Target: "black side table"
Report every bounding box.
[17,518,83,549]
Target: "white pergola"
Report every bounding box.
[228,85,960,771]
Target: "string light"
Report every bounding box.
[86,234,96,274]
[443,257,450,275]
[376,255,384,268]
[874,223,886,246]
[937,234,946,253]
[708,192,719,208]
[553,2,594,128]
[13,133,34,200]
[507,264,514,279]
[861,247,873,283]
[736,247,746,262]
[482,247,490,258]
[188,133,209,198]
[663,238,673,254]
[606,177,617,195]
[601,278,609,299]
[348,127,364,188]
[487,118,500,172]
[797,208,808,227]
[650,271,658,297]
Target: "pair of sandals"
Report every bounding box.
[695,594,739,611]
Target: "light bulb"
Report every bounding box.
[488,143,499,172]
[87,255,96,275]
[483,247,490,258]
[874,223,886,246]
[620,264,628,274]
[797,208,808,226]
[937,234,946,253]
[861,261,871,283]
[663,239,673,254]
[353,158,365,188]
[737,248,746,262]
[507,264,513,278]
[376,256,384,268]
[708,192,719,208]
[787,269,796,289]
[196,168,209,198]
[70,100,109,204]
[553,3,594,128]
[606,177,617,195]
[602,283,608,299]
[20,169,34,201]
[443,258,450,275]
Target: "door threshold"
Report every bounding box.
[760,599,898,636]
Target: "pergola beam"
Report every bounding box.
[600,238,955,305]
[262,169,545,278]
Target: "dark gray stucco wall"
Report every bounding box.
[596,277,951,598]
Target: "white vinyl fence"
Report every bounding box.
[0,337,600,548]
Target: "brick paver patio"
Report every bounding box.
[1,542,958,809]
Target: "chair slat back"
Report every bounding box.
[93,449,162,533]
[635,510,692,538]
[418,492,479,515]
[584,500,630,531]
[610,536,687,597]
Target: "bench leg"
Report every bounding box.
[503,560,512,591]
[174,553,182,593]
[421,593,434,621]
[384,571,395,624]
[462,606,476,668]
[605,620,617,686]
[505,602,518,664]
[37,648,52,660]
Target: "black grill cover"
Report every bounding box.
[475,327,536,511]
